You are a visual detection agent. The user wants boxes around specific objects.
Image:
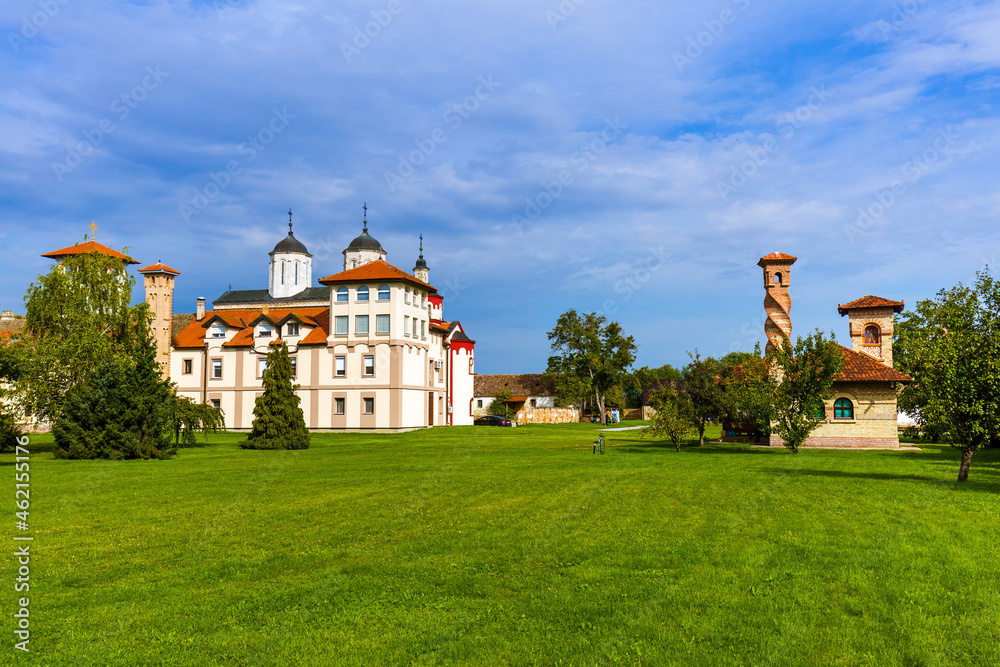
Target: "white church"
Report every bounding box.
[159,211,477,431]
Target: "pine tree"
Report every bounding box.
[242,341,310,450]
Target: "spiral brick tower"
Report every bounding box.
[757,252,797,354]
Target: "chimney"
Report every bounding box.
[196,297,206,320]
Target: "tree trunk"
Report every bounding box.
[957,447,975,482]
[698,420,705,446]
[673,438,680,453]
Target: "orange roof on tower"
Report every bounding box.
[837,296,904,315]
[757,252,797,266]
[41,240,139,265]
[318,259,435,291]
[138,262,181,275]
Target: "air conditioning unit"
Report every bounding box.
[434,360,442,369]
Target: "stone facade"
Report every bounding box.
[138,263,180,378]
[515,406,579,424]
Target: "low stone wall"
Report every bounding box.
[516,407,579,425]
[767,435,900,449]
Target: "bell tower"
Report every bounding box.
[413,234,429,283]
[757,252,796,354]
[138,262,181,378]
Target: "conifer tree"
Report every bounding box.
[242,342,310,450]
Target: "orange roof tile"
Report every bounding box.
[138,262,181,275]
[318,260,435,291]
[835,345,911,383]
[172,307,329,349]
[837,296,904,315]
[41,240,138,265]
[757,252,797,266]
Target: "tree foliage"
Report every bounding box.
[643,384,694,451]
[242,342,310,450]
[53,314,177,459]
[18,249,143,423]
[718,344,772,440]
[649,363,683,381]
[757,330,844,453]
[682,351,725,446]
[486,387,517,421]
[169,393,226,447]
[549,371,591,412]
[895,270,1000,481]
[546,310,637,424]
[0,341,22,453]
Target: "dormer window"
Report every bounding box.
[209,324,226,338]
[258,323,272,338]
[336,287,348,303]
[357,285,369,302]
[287,322,299,336]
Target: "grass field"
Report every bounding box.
[3,423,999,666]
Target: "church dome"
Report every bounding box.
[346,226,384,253]
[271,227,310,256]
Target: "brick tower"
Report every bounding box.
[837,296,904,367]
[757,252,796,353]
[138,262,181,378]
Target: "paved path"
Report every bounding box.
[599,425,646,432]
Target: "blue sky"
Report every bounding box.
[2,0,998,373]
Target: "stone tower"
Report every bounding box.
[757,252,796,354]
[138,262,181,377]
[837,296,905,367]
[413,234,429,283]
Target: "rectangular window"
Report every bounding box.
[258,323,271,338]
[363,397,374,414]
[421,321,426,339]
[212,358,222,379]
[363,355,375,376]
[477,399,483,408]
[404,315,410,336]
[376,314,390,333]
[356,315,369,334]
[182,359,193,374]
[289,357,297,378]
[258,357,267,377]
[211,399,221,410]
[335,316,348,335]
[335,356,346,377]
[412,318,418,337]
[287,322,299,336]
[530,398,537,408]
[210,325,226,338]
[335,397,345,415]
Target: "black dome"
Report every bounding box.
[271,231,310,256]
[347,228,384,252]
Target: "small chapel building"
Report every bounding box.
[168,212,476,431]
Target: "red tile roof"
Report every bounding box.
[757,252,797,265]
[837,296,905,315]
[318,260,435,291]
[835,344,911,383]
[138,262,181,275]
[41,240,138,265]
[172,307,328,349]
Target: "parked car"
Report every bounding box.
[474,415,513,427]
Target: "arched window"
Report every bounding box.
[357,285,369,302]
[294,262,299,286]
[774,272,783,285]
[834,398,854,420]
[377,284,390,301]
[864,325,880,345]
[813,401,826,420]
[404,287,411,304]
[281,261,285,285]
[336,287,348,303]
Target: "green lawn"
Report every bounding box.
[3,423,999,666]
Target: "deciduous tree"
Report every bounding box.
[546,310,637,426]
[683,351,725,446]
[644,384,694,451]
[895,270,1000,482]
